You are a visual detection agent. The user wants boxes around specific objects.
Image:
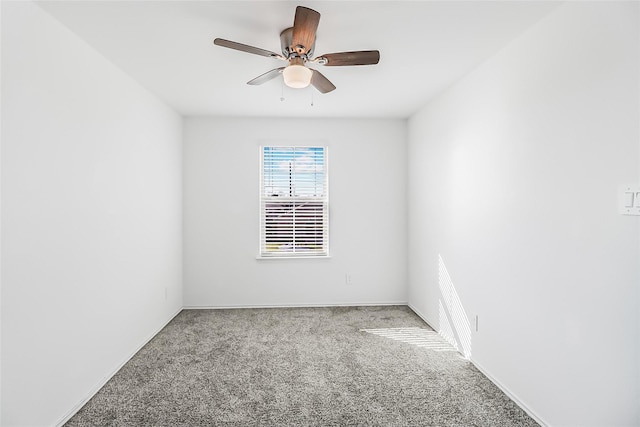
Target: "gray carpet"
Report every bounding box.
[66,306,538,426]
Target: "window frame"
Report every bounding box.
[258,145,329,259]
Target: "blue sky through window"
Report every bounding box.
[263,147,325,197]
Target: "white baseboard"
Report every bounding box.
[470,359,550,427]
[183,301,409,310]
[55,308,183,427]
[406,304,548,426]
[407,303,437,330]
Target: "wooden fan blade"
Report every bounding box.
[311,69,336,93]
[247,68,286,85]
[318,50,380,66]
[292,6,320,54]
[214,38,285,60]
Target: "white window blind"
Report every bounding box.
[260,146,328,257]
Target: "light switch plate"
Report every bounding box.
[619,185,640,215]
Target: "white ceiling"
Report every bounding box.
[36,1,561,118]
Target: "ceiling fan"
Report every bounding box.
[213,6,380,94]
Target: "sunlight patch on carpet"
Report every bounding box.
[360,327,457,352]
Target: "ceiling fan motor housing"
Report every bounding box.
[280,27,315,59]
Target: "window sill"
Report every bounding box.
[256,255,331,260]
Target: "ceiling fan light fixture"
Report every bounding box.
[283,64,312,88]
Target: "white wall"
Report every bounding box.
[1,2,183,425]
[408,2,639,426]
[184,117,406,307]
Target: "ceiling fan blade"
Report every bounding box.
[292,6,320,54]
[318,50,380,66]
[247,68,285,85]
[214,38,285,60]
[311,69,336,93]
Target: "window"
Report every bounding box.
[260,146,328,257]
